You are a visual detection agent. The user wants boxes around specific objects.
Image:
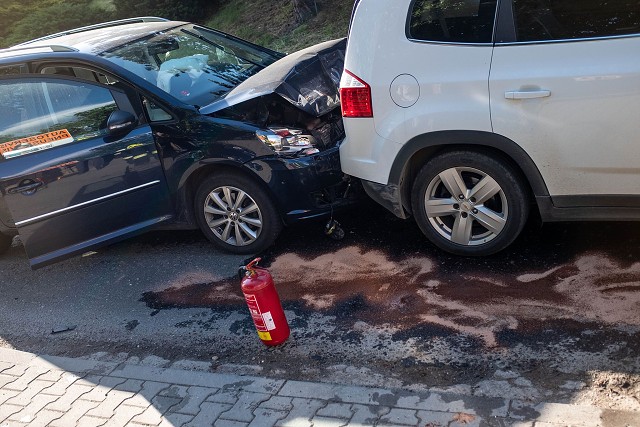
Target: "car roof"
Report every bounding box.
[12,18,187,55]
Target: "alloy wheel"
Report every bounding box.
[203,185,263,246]
[424,166,508,246]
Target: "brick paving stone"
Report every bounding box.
[157,413,194,427]
[85,379,144,418]
[449,412,482,427]
[316,403,354,420]
[379,408,420,426]
[257,396,293,412]
[219,391,271,422]
[185,402,233,427]
[416,410,456,426]
[23,409,64,427]
[154,395,183,414]
[124,381,172,408]
[45,383,95,412]
[215,419,250,427]
[4,380,55,406]
[348,404,390,426]
[0,364,28,378]
[130,394,182,426]
[80,376,129,402]
[208,389,241,404]
[48,399,101,427]
[1,366,48,392]
[159,384,189,399]
[0,362,14,373]
[248,408,288,427]
[41,372,85,396]
[172,386,219,416]
[311,416,349,427]
[0,404,23,424]
[129,404,166,426]
[76,415,109,427]
[32,355,118,376]
[275,398,326,427]
[99,404,146,427]
[36,369,65,382]
[0,374,18,389]
[528,403,602,426]
[109,364,284,394]
[6,394,58,424]
[0,390,19,406]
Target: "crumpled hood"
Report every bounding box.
[200,38,346,118]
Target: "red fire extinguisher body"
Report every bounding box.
[241,259,290,346]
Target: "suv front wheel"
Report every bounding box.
[411,150,529,256]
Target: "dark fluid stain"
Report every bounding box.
[264,199,640,271]
[140,277,243,311]
[138,198,640,348]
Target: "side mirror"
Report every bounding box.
[107,110,137,136]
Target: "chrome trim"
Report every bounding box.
[496,33,640,46]
[407,38,493,47]
[15,180,161,227]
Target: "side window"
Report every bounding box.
[142,97,172,122]
[513,0,640,42]
[40,66,119,85]
[408,0,498,43]
[0,79,117,160]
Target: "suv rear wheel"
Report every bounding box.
[195,172,283,254]
[411,151,529,256]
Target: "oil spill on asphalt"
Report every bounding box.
[141,200,640,348]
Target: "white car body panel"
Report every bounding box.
[490,36,640,196]
[340,0,493,185]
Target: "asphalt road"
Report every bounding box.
[1,200,639,411]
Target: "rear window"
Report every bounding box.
[512,0,640,42]
[408,0,498,43]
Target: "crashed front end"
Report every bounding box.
[202,38,355,221]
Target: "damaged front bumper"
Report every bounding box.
[245,142,358,223]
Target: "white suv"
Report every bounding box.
[340,0,640,255]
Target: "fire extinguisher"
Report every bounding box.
[240,258,290,346]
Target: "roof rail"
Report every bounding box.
[14,17,170,47]
[0,45,78,59]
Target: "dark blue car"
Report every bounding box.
[0,18,351,268]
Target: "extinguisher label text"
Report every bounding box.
[244,293,273,339]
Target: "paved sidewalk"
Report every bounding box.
[0,348,638,427]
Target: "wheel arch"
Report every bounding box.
[390,131,549,213]
[179,160,284,227]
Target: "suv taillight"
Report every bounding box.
[340,70,373,118]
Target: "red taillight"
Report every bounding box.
[340,70,373,118]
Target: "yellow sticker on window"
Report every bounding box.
[0,129,74,159]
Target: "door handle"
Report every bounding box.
[9,181,43,194]
[505,90,551,100]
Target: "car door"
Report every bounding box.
[490,0,640,205]
[0,75,173,267]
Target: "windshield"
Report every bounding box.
[101,25,281,108]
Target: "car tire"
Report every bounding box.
[411,150,529,256]
[194,172,283,254]
[0,233,12,254]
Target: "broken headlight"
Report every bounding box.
[256,128,320,155]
